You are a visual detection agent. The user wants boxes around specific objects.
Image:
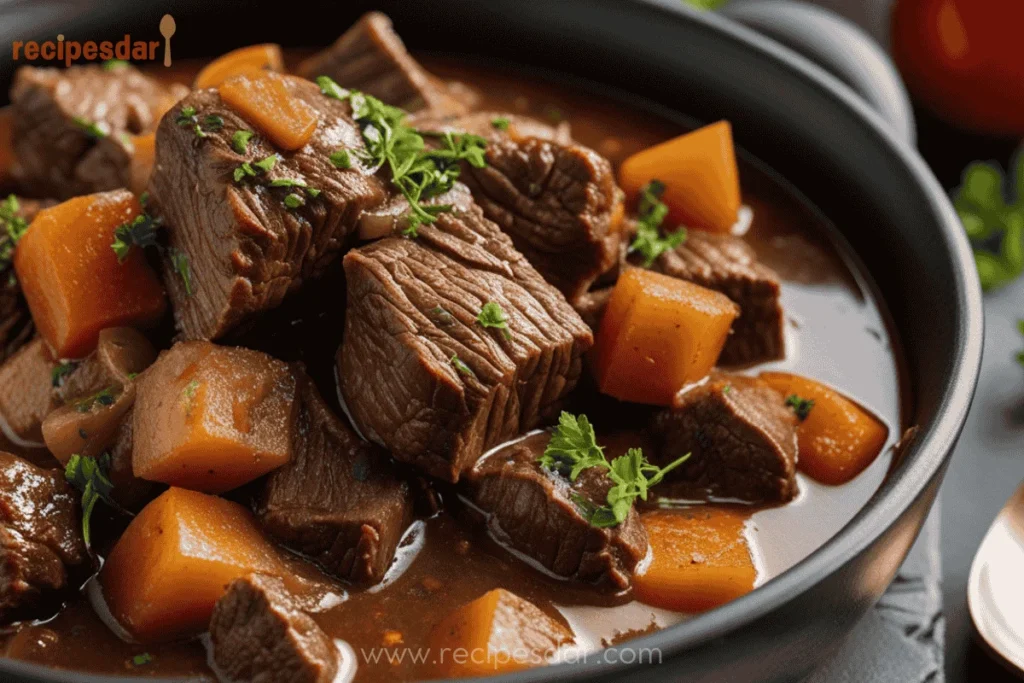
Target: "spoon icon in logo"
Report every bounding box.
[159,14,176,67]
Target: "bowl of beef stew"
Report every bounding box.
[0,1,982,682]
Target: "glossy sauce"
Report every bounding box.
[0,57,907,681]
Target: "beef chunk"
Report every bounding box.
[9,65,186,199]
[0,197,49,364]
[572,287,612,331]
[298,11,467,116]
[0,452,88,622]
[650,231,784,365]
[647,373,798,503]
[209,574,338,683]
[467,431,648,589]
[338,184,592,482]
[149,76,390,341]
[0,338,58,446]
[411,110,572,145]
[260,372,412,584]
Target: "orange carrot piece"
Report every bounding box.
[634,508,756,613]
[759,372,889,485]
[218,72,317,151]
[195,44,284,90]
[101,487,284,643]
[128,132,155,197]
[13,190,166,359]
[132,341,298,494]
[428,588,573,677]
[591,268,738,406]
[619,121,741,233]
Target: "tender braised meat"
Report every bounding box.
[649,231,785,366]
[338,184,592,482]
[646,373,798,503]
[260,372,412,584]
[0,197,49,365]
[148,76,390,341]
[209,574,338,683]
[9,65,186,199]
[298,11,467,116]
[466,432,648,590]
[0,338,58,446]
[0,452,88,623]
[411,110,572,145]
[572,287,613,331]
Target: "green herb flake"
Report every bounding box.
[307,188,321,198]
[316,75,350,101]
[284,193,304,209]
[73,116,108,140]
[202,115,224,131]
[253,154,279,173]
[270,178,307,189]
[102,59,130,71]
[111,213,160,263]
[450,354,474,376]
[169,248,193,297]
[75,387,116,413]
[491,117,510,131]
[181,379,200,413]
[51,361,78,388]
[785,394,815,421]
[628,180,688,267]
[64,453,115,547]
[0,194,29,276]
[231,129,254,154]
[329,149,351,169]
[131,653,153,667]
[476,301,511,339]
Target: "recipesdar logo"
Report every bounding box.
[11,14,177,68]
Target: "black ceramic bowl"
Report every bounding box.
[0,1,983,682]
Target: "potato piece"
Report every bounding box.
[43,384,134,464]
[218,72,317,151]
[133,341,298,493]
[13,190,166,358]
[760,372,889,485]
[428,589,573,677]
[195,44,285,89]
[0,337,57,445]
[634,508,756,612]
[591,268,738,406]
[101,487,284,643]
[619,121,741,233]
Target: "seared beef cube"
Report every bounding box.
[0,338,58,446]
[651,231,785,365]
[466,432,648,590]
[298,12,466,116]
[647,373,798,503]
[260,373,412,584]
[412,110,572,145]
[149,76,389,341]
[572,287,612,331]
[0,197,49,364]
[338,185,592,482]
[10,65,186,198]
[0,452,88,622]
[210,574,338,683]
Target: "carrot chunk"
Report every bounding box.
[428,588,573,677]
[128,132,155,197]
[619,121,741,233]
[759,372,889,485]
[218,72,317,151]
[101,487,284,643]
[195,44,284,89]
[13,190,166,359]
[634,508,756,613]
[132,341,298,493]
[591,268,738,406]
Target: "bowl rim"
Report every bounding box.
[0,1,983,682]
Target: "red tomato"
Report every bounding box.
[891,0,1024,137]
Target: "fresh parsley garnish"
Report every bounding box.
[329,149,351,169]
[102,59,130,71]
[131,653,153,667]
[0,194,29,280]
[73,116,108,140]
[181,379,200,413]
[231,129,254,154]
[283,193,304,209]
[202,115,224,132]
[953,151,1024,291]
[538,412,690,527]
[51,361,78,388]
[111,213,160,263]
[169,248,193,297]
[785,394,815,421]
[628,180,688,267]
[450,354,474,376]
[476,301,511,339]
[175,106,221,139]
[316,76,488,237]
[75,387,117,413]
[491,117,510,131]
[64,453,115,547]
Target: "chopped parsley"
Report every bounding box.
[51,361,78,388]
[169,248,193,297]
[131,653,153,667]
[269,178,307,189]
[491,117,510,131]
[175,106,221,139]
[283,193,304,209]
[538,412,690,528]
[111,213,160,263]
[476,301,511,339]
[202,115,224,132]
[0,194,29,281]
[73,116,108,139]
[64,453,115,547]
[450,354,474,376]
[75,387,116,413]
[628,180,688,267]
[101,59,129,71]
[231,129,254,154]
[785,394,815,421]
[181,379,200,412]
[316,76,488,237]
[329,150,351,169]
